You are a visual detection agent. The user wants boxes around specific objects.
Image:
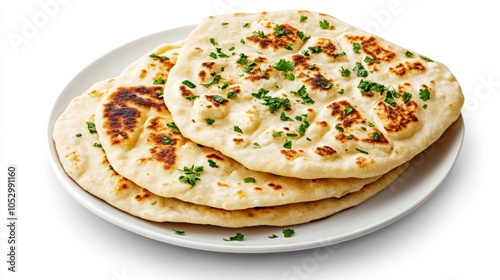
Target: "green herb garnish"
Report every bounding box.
[275,24,286,36]
[182,80,196,88]
[353,42,361,54]
[244,177,256,183]
[149,53,170,60]
[283,139,292,149]
[353,62,368,77]
[178,165,204,188]
[419,88,431,101]
[319,19,330,29]
[291,85,314,104]
[283,228,295,238]
[233,126,243,133]
[172,229,185,235]
[420,55,433,62]
[355,148,369,154]
[273,59,295,72]
[162,135,175,145]
[208,159,218,168]
[86,121,97,133]
[153,77,166,85]
[200,74,221,88]
[223,233,244,241]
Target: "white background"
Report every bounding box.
[1,0,499,279]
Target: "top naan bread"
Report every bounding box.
[164,10,464,179]
[94,41,382,210]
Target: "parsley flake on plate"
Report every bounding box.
[223,232,244,241]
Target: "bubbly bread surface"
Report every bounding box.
[164,10,464,179]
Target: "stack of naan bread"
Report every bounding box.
[53,10,463,228]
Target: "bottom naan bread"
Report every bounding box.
[53,78,409,227]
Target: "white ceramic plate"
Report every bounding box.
[46,25,464,253]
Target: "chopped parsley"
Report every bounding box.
[209,38,218,45]
[86,121,97,133]
[149,53,170,60]
[213,94,225,103]
[156,90,164,98]
[283,139,292,149]
[355,148,369,154]
[405,50,414,57]
[178,165,204,188]
[252,30,265,38]
[283,228,295,238]
[403,92,412,104]
[357,79,387,94]
[353,42,361,54]
[364,56,374,63]
[268,234,278,239]
[253,142,261,149]
[236,53,247,64]
[300,15,308,22]
[223,232,244,241]
[221,22,228,26]
[280,111,293,121]
[340,67,351,77]
[182,80,196,88]
[153,77,166,85]
[227,91,237,99]
[200,74,221,88]
[184,95,200,101]
[243,22,250,27]
[244,177,256,183]
[298,31,311,41]
[272,131,283,137]
[162,135,175,145]
[319,76,333,89]
[419,88,431,101]
[335,125,344,132]
[151,200,157,205]
[172,229,185,235]
[93,142,102,148]
[291,85,315,104]
[319,19,330,29]
[334,51,346,59]
[205,118,215,125]
[208,159,218,168]
[252,88,291,113]
[308,46,323,53]
[274,24,286,36]
[75,133,82,137]
[373,132,381,142]
[273,58,295,72]
[343,106,354,116]
[233,125,243,133]
[420,55,433,62]
[384,90,398,107]
[353,62,368,77]
[167,122,181,134]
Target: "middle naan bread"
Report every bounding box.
[94,41,383,210]
[163,10,464,179]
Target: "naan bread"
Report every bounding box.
[164,10,464,179]
[94,42,384,210]
[52,79,409,227]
